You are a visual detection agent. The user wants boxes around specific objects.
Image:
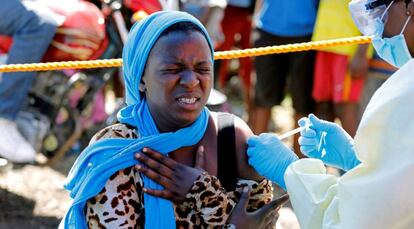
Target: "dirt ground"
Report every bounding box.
[0,161,73,229]
[0,77,301,229]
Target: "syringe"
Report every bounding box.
[277,127,303,140]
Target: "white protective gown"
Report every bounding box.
[284,59,414,229]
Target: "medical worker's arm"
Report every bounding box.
[246,133,298,190]
[298,114,360,171]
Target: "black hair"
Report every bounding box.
[366,0,411,9]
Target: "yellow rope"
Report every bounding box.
[0,36,372,73]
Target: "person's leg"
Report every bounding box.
[251,106,272,134]
[335,103,359,136]
[359,57,397,117]
[315,102,335,121]
[251,30,288,134]
[332,54,365,137]
[0,0,57,162]
[0,0,57,120]
[289,37,316,157]
[359,71,389,117]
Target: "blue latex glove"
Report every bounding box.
[247,133,298,190]
[298,114,361,171]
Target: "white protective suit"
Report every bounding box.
[285,59,414,229]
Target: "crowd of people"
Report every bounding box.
[1,0,413,228]
[1,0,395,162]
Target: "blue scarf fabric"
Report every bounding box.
[60,11,214,228]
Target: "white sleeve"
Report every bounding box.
[284,159,340,229]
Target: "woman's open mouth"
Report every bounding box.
[176,96,201,110]
[178,97,198,104]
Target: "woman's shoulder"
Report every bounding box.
[211,111,261,181]
[210,111,250,130]
[211,111,253,140]
[89,123,139,145]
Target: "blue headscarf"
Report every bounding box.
[60,11,214,228]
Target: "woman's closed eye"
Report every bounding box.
[161,66,183,74]
[195,67,211,74]
[161,66,211,75]
[194,62,212,74]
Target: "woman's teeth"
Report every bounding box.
[178,97,197,104]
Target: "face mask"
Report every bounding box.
[371,1,413,68]
[372,33,412,68]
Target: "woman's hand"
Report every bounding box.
[135,146,205,204]
[227,187,289,229]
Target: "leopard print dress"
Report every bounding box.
[85,124,273,229]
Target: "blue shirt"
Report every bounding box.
[256,0,319,37]
[228,0,254,8]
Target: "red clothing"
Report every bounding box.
[313,51,364,103]
[217,5,253,89]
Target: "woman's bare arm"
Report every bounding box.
[234,116,264,181]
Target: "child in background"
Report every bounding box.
[312,0,372,136]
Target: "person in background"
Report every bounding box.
[0,0,57,163]
[246,0,414,228]
[180,0,227,49]
[359,50,397,116]
[311,0,372,137]
[216,0,256,121]
[250,0,318,157]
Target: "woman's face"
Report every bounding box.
[383,0,414,55]
[142,30,213,132]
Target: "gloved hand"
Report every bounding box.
[247,133,298,190]
[298,114,360,171]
